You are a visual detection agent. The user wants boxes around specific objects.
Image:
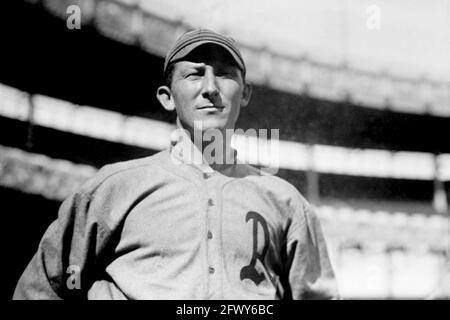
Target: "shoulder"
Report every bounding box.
[77,150,171,195]
[54,150,173,228]
[97,150,169,178]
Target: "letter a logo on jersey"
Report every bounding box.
[240,211,269,285]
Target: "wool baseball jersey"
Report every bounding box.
[14,129,339,300]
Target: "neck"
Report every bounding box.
[177,118,235,167]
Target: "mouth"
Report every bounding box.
[197,105,225,111]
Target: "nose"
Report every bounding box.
[201,69,219,100]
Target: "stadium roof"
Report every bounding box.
[37,0,450,117]
[145,0,450,83]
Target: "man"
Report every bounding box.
[14,29,338,299]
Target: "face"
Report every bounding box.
[158,45,251,134]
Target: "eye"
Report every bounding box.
[217,68,237,78]
[185,69,204,79]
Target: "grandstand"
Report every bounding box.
[0,0,449,299]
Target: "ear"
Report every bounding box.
[240,81,252,108]
[156,86,176,111]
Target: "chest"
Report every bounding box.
[116,176,287,263]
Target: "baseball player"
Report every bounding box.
[13,29,339,300]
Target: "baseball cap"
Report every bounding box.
[163,29,246,77]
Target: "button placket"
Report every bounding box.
[204,176,214,281]
[203,175,223,298]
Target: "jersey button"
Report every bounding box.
[207,231,213,239]
[208,199,214,206]
[203,172,212,179]
[209,267,215,274]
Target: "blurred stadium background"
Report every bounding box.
[1,0,449,299]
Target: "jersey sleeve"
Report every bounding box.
[13,188,117,300]
[284,199,340,300]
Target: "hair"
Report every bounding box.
[164,63,176,87]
